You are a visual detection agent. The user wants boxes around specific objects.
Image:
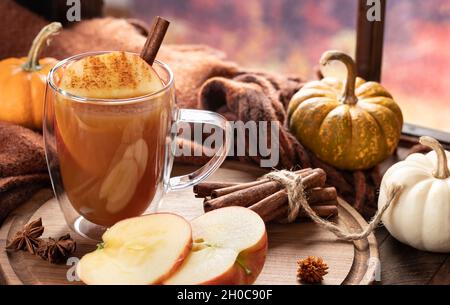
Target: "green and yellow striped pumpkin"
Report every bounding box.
[288,51,403,170]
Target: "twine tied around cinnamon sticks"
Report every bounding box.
[264,170,403,241]
[200,168,338,221]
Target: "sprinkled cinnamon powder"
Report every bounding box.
[60,51,162,99]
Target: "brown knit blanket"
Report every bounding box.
[0,0,381,219]
[0,122,50,221]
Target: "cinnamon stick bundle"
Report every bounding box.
[204,168,326,211]
[194,168,338,223]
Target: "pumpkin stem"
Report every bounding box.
[419,136,450,179]
[320,50,358,105]
[22,22,62,72]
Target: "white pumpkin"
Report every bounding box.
[378,136,450,253]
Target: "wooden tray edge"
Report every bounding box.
[339,198,379,285]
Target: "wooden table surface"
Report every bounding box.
[375,228,450,285]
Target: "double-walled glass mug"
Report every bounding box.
[44,51,230,240]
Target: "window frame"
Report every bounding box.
[355,0,450,144]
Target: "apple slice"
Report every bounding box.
[164,207,268,285]
[59,51,164,99]
[99,139,149,214]
[76,213,192,285]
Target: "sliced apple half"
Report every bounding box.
[164,207,268,285]
[76,213,192,285]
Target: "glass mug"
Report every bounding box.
[44,51,230,240]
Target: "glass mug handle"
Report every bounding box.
[167,109,231,190]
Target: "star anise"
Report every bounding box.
[37,233,76,264]
[297,256,329,284]
[6,218,44,254]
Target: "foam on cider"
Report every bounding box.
[59,51,164,99]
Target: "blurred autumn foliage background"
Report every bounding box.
[105,0,450,132]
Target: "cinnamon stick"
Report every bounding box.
[204,168,326,211]
[211,180,272,198]
[140,16,170,65]
[249,190,287,220]
[194,182,237,198]
[249,188,338,221]
[310,199,339,207]
[266,205,338,223]
[204,180,282,211]
[211,168,312,198]
[298,205,338,219]
[306,187,337,203]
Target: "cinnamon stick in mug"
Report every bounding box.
[140,16,170,65]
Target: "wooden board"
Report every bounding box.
[0,162,378,285]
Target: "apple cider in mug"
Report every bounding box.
[54,52,172,226]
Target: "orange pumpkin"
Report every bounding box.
[0,22,61,130]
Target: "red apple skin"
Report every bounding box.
[199,231,268,285]
[153,239,192,285]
